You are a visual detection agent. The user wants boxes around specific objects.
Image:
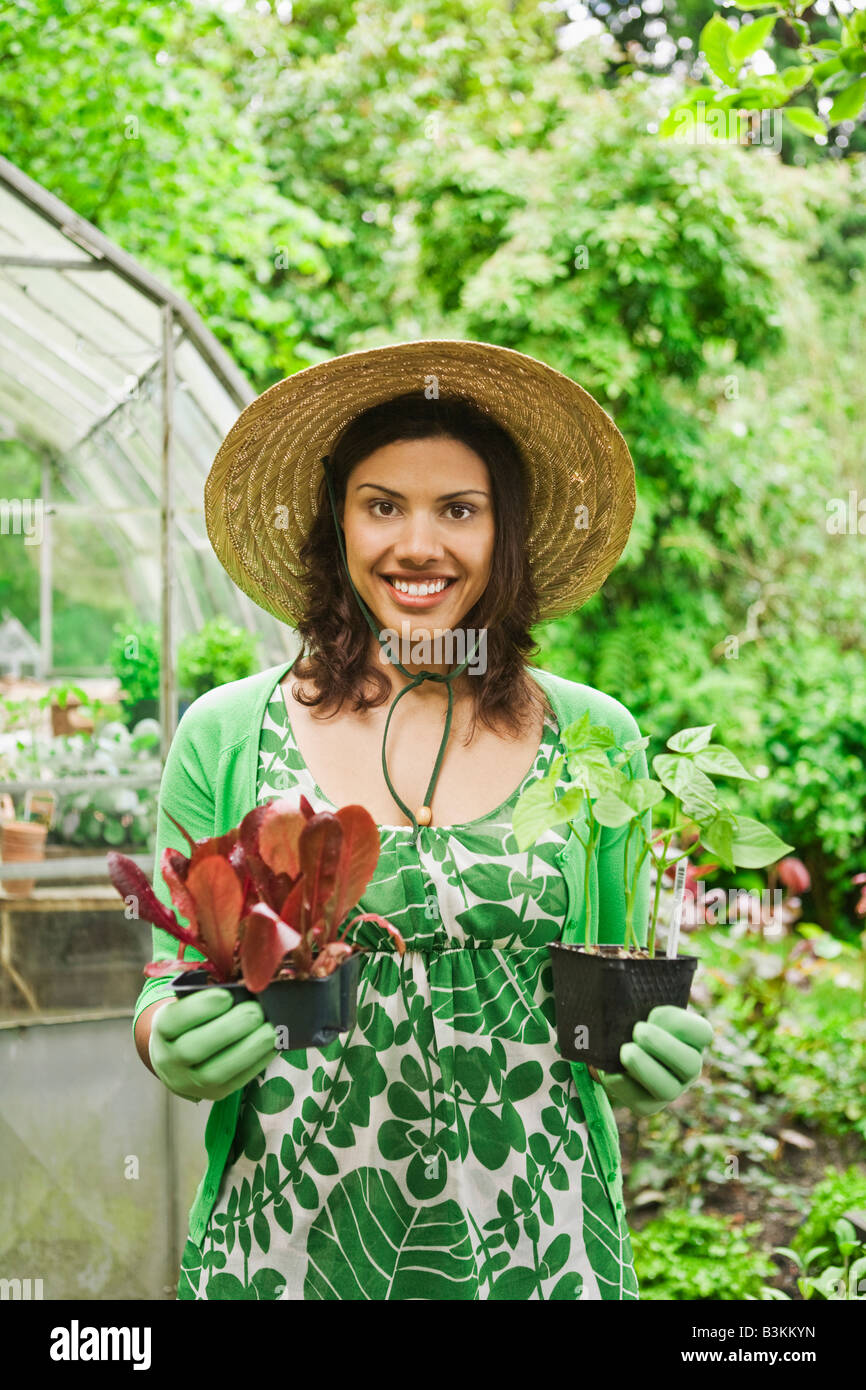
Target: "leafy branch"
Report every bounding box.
[660,2,866,143]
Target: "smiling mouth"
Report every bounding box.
[379,575,458,603]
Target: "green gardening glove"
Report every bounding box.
[149,989,278,1103]
[595,1005,714,1117]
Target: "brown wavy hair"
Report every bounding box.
[289,389,546,743]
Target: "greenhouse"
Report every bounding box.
[0,156,294,1298]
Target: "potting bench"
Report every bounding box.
[0,855,153,1012]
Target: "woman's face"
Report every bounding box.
[341,436,495,637]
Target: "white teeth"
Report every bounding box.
[389,577,450,596]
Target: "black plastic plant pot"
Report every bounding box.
[548,942,698,1073]
[171,949,364,1052]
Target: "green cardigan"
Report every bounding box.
[133,658,651,1247]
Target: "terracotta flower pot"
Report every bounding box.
[548,941,698,1072]
[171,949,364,1052]
[51,700,85,737]
[1,820,48,896]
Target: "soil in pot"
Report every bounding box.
[172,949,364,1052]
[548,941,698,1072]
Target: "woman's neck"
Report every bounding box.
[369,623,486,683]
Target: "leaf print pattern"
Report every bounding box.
[305,1169,476,1300]
[177,678,639,1300]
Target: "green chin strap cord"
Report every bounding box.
[321,456,483,847]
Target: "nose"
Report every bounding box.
[394,508,447,565]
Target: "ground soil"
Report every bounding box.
[622,1125,865,1298]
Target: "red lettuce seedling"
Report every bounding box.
[106,794,405,989]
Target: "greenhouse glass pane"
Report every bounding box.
[0,185,87,258]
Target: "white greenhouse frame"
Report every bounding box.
[0,156,297,887]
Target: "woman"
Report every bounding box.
[133,340,712,1300]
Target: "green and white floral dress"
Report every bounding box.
[177,680,639,1300]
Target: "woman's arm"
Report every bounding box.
[134,997,172,1076]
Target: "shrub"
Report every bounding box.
[631,1208,777,1300]
[177,618,259,701]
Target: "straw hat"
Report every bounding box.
[204,338,636,626]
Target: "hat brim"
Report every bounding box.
[204,338,635,627]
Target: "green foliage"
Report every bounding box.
[694,924,866,1139]
[788,1239,866,1300]
[0,0,340,387]
[792,1168,866,1266]
[0,441,41,629]
[105,617,259,718]
[513,713,791,952]
[533,262,866,937]
[809,203,866,290]
[0,441,136,668]
[662,2,866,138]
[177,618,259,701]
[55,779,158,851]
[207,0,795,399]
[761,1017,866,1141]
[107,621,161,713]
[752,645,866,920]
[621,923,866,1249]
[764,1170,866,1300]
[0,715,160,850]
[626,1032,787,1207]
[631,1208,776,1299]
[52,601,130,671]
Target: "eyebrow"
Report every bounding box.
[355,483,489,501]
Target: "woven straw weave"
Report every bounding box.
[204,339,636,626]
